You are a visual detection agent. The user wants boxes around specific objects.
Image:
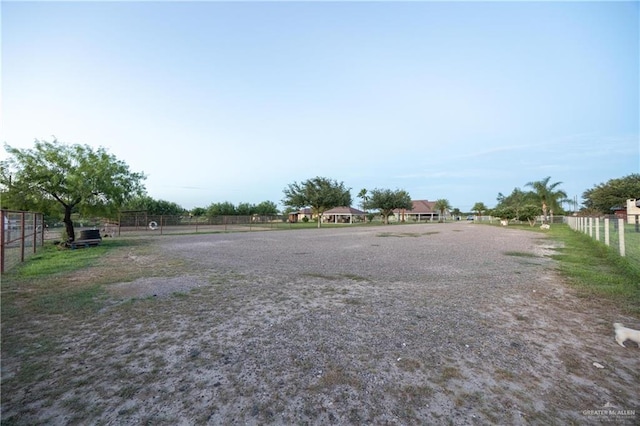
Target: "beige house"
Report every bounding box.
[627,199,640,224]
[289,206,365,224]
[323,206,366,224]
[392,200,440,222]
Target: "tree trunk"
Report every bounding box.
[63,205,75,242]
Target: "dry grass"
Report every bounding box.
[2,223,639,425]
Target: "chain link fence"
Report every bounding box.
[1,210,46,273]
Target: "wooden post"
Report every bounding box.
[604,217,610,247]
[595,217,600,242]
[588,217,593,237]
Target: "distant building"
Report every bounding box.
[392,200,440,222]
[626,199,640,224]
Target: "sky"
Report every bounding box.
[1,1,639,212]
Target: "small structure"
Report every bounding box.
[323,206,365,224]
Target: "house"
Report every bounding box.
[288,206,366,224]
[392,200,440,222]
[322,206,366,224]
[288,208,313,223]
[626,199,640,224]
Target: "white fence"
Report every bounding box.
[565,216,639,262]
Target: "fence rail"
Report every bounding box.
[1,210,46,273]
[566,215,640,266]
[112,215,289,236]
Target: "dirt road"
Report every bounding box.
[1,222,638,425]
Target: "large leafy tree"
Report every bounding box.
[526,176,568,223]
[206,201,237,216]
[368,188,412,225]
[1,139,146,241]
[254,200,279,216]
[433,199,451,223]
[282,177,351,228]
[582,174,640,214]
[495,188,533,220]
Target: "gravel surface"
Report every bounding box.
[2,222,639,425]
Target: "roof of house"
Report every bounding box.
[394,200,437,214]
[324,206,366,215]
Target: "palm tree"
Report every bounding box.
[525,176,568,224]
[471,202,487,220]
[433,199,451,223]
[358,188,368,221]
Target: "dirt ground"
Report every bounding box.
[1,222,639,425]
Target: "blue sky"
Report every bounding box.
[2,1,638,212]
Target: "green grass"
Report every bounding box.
[12,239,130,278]
[1,239,138,320]
[547,225,640,313]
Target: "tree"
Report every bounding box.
[582,174,640,214]
[1,139,145,242]
[519,204,542,226]
[191,207,207,217]
[471,202,487,219]
[358,188,369,220]
[282,177,351,228]
[525,176,568,223]
[206,201,237,217]
[368,188,412,225]
[124,195,184,216]
[495,188,533,221]
[491,206,516,222]
[433,199,451,223]
[254,200,279,216]
[236,202,254,216]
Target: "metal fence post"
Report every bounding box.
[32,213,37,254]
[20,211,26,263]
[0,210,5,274]
[618,218,625,257]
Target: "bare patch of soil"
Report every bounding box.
[1,223,638,425]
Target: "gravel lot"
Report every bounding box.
[2,222,639,425]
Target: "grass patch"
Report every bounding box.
[303,272,368,282]
[547,225,640,314]
[503,251,537,258]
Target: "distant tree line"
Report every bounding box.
[203,200,279,217]
[5,139,635,241]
